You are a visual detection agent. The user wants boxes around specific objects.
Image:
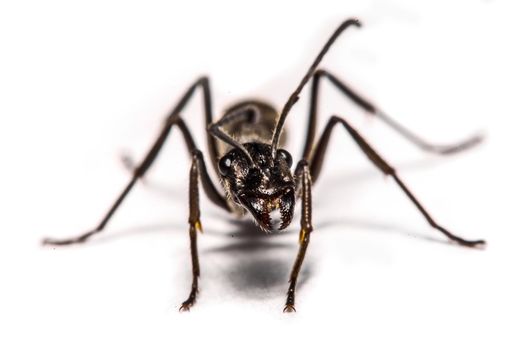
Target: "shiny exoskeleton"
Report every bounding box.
[43,19,486,312]
[214,101,296,232]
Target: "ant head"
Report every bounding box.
[218,142,295,231]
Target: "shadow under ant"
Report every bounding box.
[63,213,458,302]
[48,154,476,300]
[201,219,312,299]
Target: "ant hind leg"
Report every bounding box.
[308,115,485,248]
[300,69,483,160]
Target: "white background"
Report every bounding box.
[1,0,524,349]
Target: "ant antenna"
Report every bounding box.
[270,18,362,158]
[208,104,259,166]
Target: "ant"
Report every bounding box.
[43,19,486,312]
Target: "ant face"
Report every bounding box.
[218,142,295,231]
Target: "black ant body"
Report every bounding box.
[43,19,485,312]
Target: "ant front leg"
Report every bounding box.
[284,160,313,312]
[179,151,203,311]
[310,116,485,248]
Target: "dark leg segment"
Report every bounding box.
[42,178,139,245]
[301,69,482,160]
[124,77,221,177]
[179,152,202,311]
[166,76,220,176]
[284,160,313,312]
[43,78,230,246]
[309,116,485,248]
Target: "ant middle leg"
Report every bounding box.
[308,115,485,248]
[43,78,230,246]
[300,69,483,160]
[123,76,222,178]
[45,111,216,310]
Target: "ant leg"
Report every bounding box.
[301,69,483,160]
[284,160,313,312]
[179,151,203,311]
[309,116,485,248]
[165,76,220,177]
[42,115,229,246]
[122,77,221,178]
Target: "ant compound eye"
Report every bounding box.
[278,149,293,167]
[218,155,233,175]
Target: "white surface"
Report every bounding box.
[1,1,524,349]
